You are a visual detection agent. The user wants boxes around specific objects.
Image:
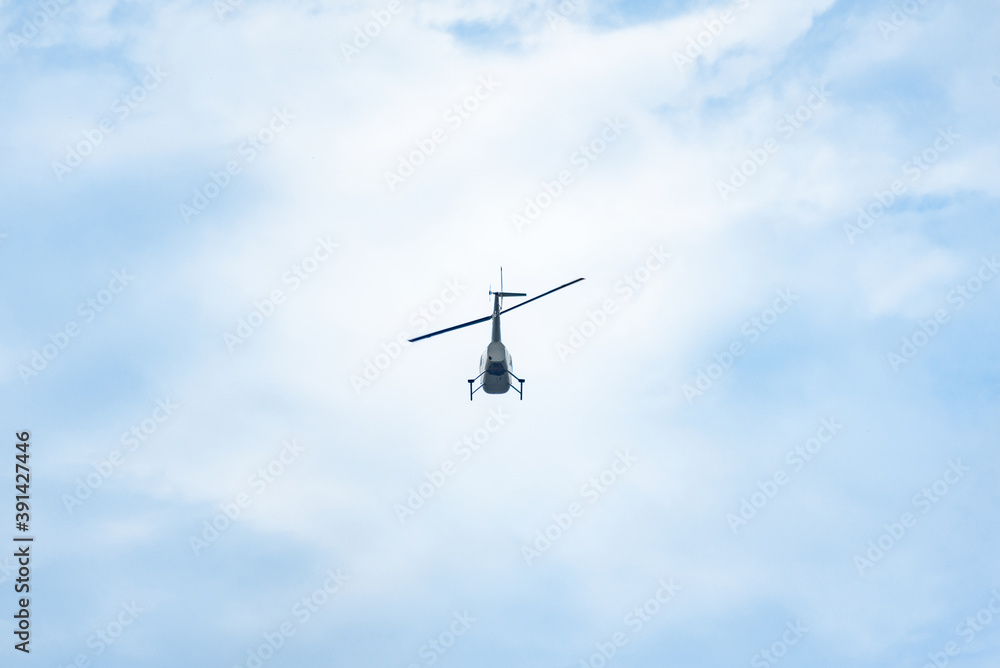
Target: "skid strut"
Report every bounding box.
[508,370,525,401]
[468,370,486,401]
[467,370,525,400]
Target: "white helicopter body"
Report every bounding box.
[408,273,583,400]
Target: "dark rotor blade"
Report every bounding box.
[408,277,585,343]
[408,314,492,343]
[499,277,585,315]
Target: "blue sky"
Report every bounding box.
[2,0,999,666]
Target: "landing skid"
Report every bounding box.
[508,370,524,400]
[467,371,525,401]
[468,370,485,400]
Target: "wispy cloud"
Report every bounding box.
[2,0,999,666]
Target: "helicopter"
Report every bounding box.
[408,271,584,400]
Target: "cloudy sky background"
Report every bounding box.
[2,0,999,666]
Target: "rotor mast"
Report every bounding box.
[492,293,502,342]
[490,271,525,342]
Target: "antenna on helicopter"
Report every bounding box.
[488,267,525,310]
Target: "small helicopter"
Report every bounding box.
[408,271,584,400]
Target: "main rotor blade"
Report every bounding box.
[407,314,492,343]
[407,277,584,343]
[500,277,585,315]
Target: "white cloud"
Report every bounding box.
[3,0,1000,665]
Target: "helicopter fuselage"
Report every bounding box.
[480,340,513,394]
[480,295,515,394]
[407,274,584,401]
